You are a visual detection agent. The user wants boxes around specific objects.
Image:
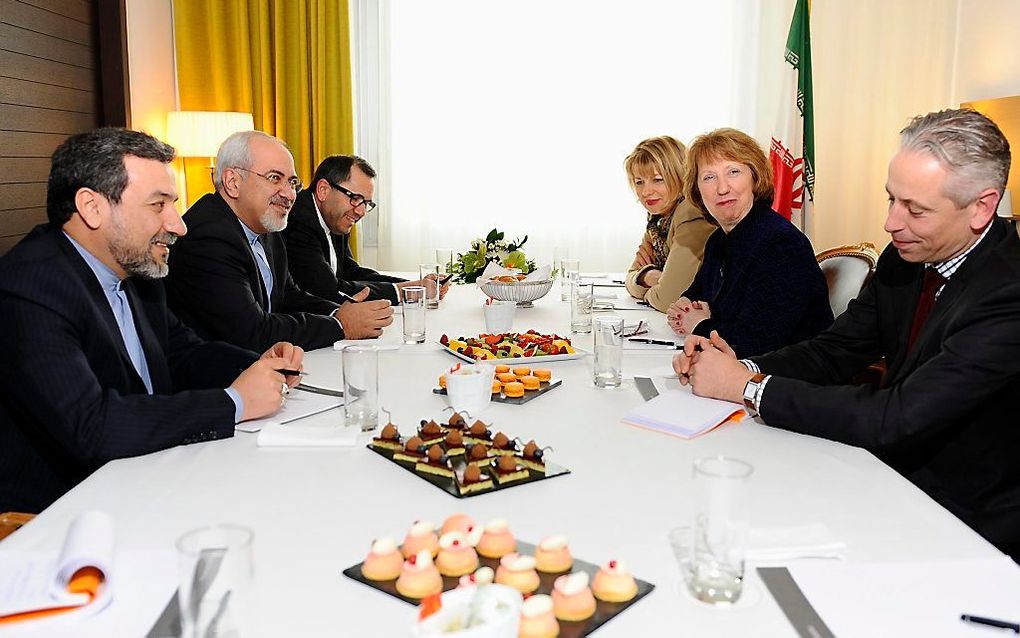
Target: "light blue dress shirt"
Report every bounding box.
[239,221,274,313]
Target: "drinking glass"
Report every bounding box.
[552,246,570,280]
[483,300,516,334]
[342,345,379,431]
[401,286,427,344]
[177,525,254,638]
[592,315,624,387]
[435,248,454,275]
[419,263,441,309]
[560,258,580,302]
[570,281,593,333]
[687,457,753,604]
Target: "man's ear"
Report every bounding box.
[970,188,1000,231]
[314,178,331,202]
[73,188,104,230]
[220,167,242,200]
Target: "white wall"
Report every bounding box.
[952,0,1020,103]
[125,0,178,140]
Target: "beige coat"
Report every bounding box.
[625,199,715,312]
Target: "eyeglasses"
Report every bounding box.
[329,182,377,213]
[232,166,303,193]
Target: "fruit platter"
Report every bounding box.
[439,331,586,364]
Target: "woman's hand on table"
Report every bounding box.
[668,297,710,335]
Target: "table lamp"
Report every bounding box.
[166,111,255,207]
[996,189,1013,218]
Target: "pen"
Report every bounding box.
[337,290,358,303]
[276,369,307,377]
[628,338,683,349]
[960,614,1020,633]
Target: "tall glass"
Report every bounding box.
[177,525,254,638]
[418,263,441,309]
[435,248,454,275]
[592,315,624,387]
[342,345,379,431]
[560,258,580,302]
[552,246,570,280]
[687,457,753,604]
[401,286,427,344]
[570,281,594,333]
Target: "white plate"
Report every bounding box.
[439,342,588,364]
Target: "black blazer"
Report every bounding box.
[753,218,1020,559]
[282,189,405,304]
[0,225,259,513]
[166,192,344,352]
[683,200,833,357]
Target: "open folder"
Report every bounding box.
[622,386,745,438]
[0,511,114,625]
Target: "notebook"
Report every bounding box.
[622,386,745,438]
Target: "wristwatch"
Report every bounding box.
[742,373,766,412]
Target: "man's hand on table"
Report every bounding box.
[334,286,394,339]
[231,356,294,420]
[262,341,305,388]
[673,330,753,404]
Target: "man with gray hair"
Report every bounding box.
[166,131,393,352]
[674,108,1019,559]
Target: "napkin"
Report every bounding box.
[746,524,847,562]
[256,421,359,447]
[476,262,551,285]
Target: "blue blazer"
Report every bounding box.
[684,200,833,358]
[0,225,259,513]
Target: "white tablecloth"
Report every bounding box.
[1,282,1003,636]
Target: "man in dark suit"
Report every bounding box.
[282,155,448,304]
[165,133,393,352]
[0,128,303,513]
[675,109,1019,559]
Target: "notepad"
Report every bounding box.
[621,386,745,438]
[0,511,114,624]
[236,389,342,433]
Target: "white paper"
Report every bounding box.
[621,385,745,438]
[236,389,342,433]
[256,421,359,447]
[787,557,1020,637]
[0,510,114,618]
[746,524,847,562]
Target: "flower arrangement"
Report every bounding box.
[451,228,537,283]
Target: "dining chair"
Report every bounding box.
[816,242,880,318]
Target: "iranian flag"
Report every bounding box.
[770,0,814,231]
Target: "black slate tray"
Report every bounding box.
[433,378,562,405]
[342,539,655,637]
[367,444,570,498]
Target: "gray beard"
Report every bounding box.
[260,209,288,233]
[109,212,172,279]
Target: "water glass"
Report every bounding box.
[687,457,753,604]
[560,258,580,302]
[342,345,379,431]
[552,246,570,280]
[177,525,254,638]
[401,286,427,344]
[418,263,441,309]
[592,315,624,387]
[483,300,516,334]
[436,248,454,275]
[570,281,593,333]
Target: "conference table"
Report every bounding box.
[2,280,1007,637]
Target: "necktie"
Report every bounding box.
[907,268,946,351]
[112,282,153,394]
[253,235,274,312]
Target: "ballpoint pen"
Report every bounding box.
[960,614,1020,634]
[627,338,683,349]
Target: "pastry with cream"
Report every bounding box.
[518,594,560,638]
[435,531,480,577]
[475,519,516,558]
[370,422,403,451]
[518,440,549,472]
[457,565,494,588]
[492,455,529,484]
[591,559,639,602]
[494,552,540,594]
[417,419,446,446]
[443,429,466,456]
[457,464,494,495]
[401,520,439,558]
[360,536,403,581]
[534,535,573,573]
[503,381,525,398]
[395,550,443,599]
[439,513,475,537]
[488,432,518,456]
[551,572,597,621]
[520,375,541,391]
[393,436,427,464]
[415,444,454,478]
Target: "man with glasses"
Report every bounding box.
[166,131,393,352]
[674,109,1019,560]
[283,155,449,305]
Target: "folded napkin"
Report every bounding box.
[256,421,359,447]
[476,262,551,285]
[746,524,847,562]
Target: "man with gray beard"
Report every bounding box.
[0,128,303,513]
[166,131,393,352]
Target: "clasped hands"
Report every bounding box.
[334,286,395,339]
[672,330,754,403]
[667,297,711,335]
[231,341,306,420]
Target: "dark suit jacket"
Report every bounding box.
[166,192,344,352]
[683,200,833,357]
[752,218,1020,558]
[0,224,259,513]
[282,189,405,304]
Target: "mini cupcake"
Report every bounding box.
[518,594,560,638]
[439,513,475,537]
[494,552,540,594]
[592,559,639,602]
[435,531,480,577]
[360,536,403,581]
[534,535,573,573]
[395,550,443,599]
[475,519,516,558]
[552,572,597,622]
[402,520,439,558]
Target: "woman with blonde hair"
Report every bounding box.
[667,128,832,357]
[624,136,715,312]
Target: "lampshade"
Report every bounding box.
[165,111,255,158]
[996,189,1013,217]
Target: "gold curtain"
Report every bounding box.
[172,0,357,255]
